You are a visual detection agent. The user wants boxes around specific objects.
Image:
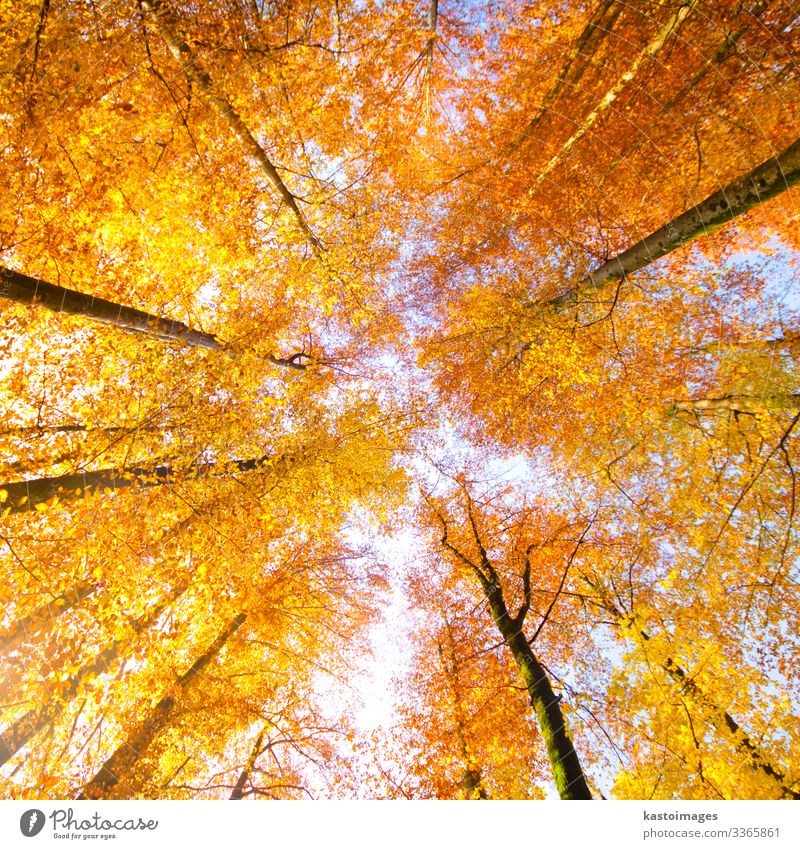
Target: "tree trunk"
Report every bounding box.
[230,729,265,799]
[657,648,800,800]
[0,424,161,438]
[422,0,438,76]
[438,505,593,799]
[660,0,770,115]
[0,587,185,767]
[0,580,97,654]
[551,137,800,311]
[483,586,592,799]
[140,0,319,249]
[439,619,489,799]
[505,627,592,800]
[586,579,800,800]
[0,266,221,349]
[526,1,696,197]
[0,452,294,514]
[461,766,488,800]
[607,1,771,170]
[670,393,800,415]
[505,0,623,156]
[684,333,800,357]
[79,612,246,799]
[0,266,311,367]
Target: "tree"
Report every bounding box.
[367,583,550,800]
[139,0,321,249]
[1,266,222,350]
[79,612,247,799]
[2,0,799,802]
[424,482,594,799]
[549,139,800,311]
[0,452,297,514]
[229,729,265,800]
[1,584,187,768]
[582,575,799,799]
[0,580,97,655]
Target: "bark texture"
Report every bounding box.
[490,597,592,800]
[0,453,295,514]
[0,266,221,349]
[551,138,800,311]
[1,266,309,368]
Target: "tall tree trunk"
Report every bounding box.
[526,1,696,197]
[670,393,800,415]
[230,729,265,799]
[0,424,161,438]
[461,765,488,801]
[140,0,320,249]
[0,580,97,654]
[0,587,185,767]
[551,137,800,311]
[440,0,622,188]
[662,0,770,115]
[505,0,623,157]
[682,333,800,358]
[497,618,592,800]
[439,513,593,799]
[79,612,246,800]
[0,452,295,514]
[585,577,799,800]
[422,0,438,84]
[0,266,221,349]
[0,266,309,368]
[438,618,489,799]
[607,1,771,170]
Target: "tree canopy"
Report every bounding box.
[1,0,798,800]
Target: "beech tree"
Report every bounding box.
[79,612,248,800]
[1,0,798,801]
[423,483,594,800]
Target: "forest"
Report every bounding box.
[0,0,798,801]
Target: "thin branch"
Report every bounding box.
[529,512,596,644]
